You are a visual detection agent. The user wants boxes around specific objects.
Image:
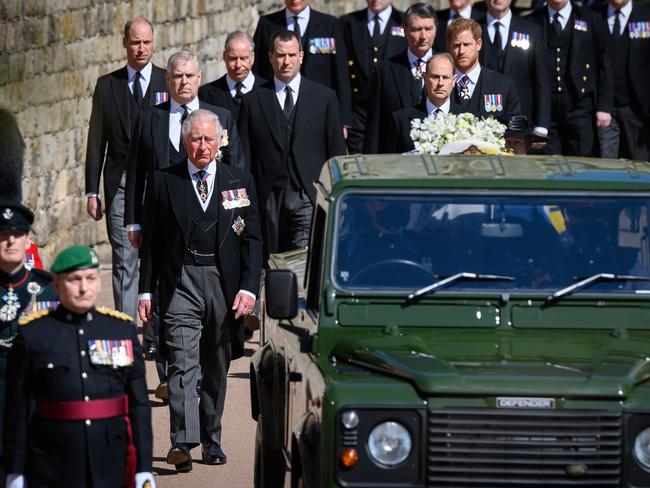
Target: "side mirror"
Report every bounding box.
[265,270,298,320]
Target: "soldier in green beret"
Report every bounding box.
[4,245,154,488]
[0,200,58,484]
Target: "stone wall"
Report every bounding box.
[0,0,414,265]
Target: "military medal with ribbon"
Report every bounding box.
[88,339,134,367]
[484,94,503,112]
[510,31,530,50]
[0,272,29,322]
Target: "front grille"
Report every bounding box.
[427,408,622,487]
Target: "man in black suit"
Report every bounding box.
[389,53,462,153]
[363,2,438,154]
[85,17,167,321]
[138,109,262,472]
[252,0,352,127]
[595,0,650,160]
[338,0,407,153]
[125,50,245,239]
[528,0,613,156]
[435,0,485,52]
[448,18,521,123]
[240,30,346,259]
[198,31,266,121]
[480,0,551,137]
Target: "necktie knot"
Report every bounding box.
[457,74,471,100]
[414,58,425,80]
[195,170,209,203]
[234,82,244,104]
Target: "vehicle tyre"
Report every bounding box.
[254,415,285,488]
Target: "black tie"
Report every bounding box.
[613,9,622,38]
[180,105,189,149]
[293,16,302,40]
[194,170,208,203]
[372,14,381,43]
[283,86,294,118]
[133,71,143,105]
[552,12,562,38]
[234,82,244,104]
[433,108,442,118]
[493,21,503,53]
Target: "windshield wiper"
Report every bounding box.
[403,272,515,307]
[543,273,650,307]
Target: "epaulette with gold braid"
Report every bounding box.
[96,307,134,322]
[19,309,51,326]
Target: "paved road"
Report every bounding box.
[97,267,257,487]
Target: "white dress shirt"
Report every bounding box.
[188,159,216,211]
[169,97,200,151]
[367,4,393,36]
[126,61,152,98]
[226,71,256,98]
[286,6,310,35]
[486,10,512,50]
[426,98,451,117]
[548,1,573,31]
[448,4,473,24]
[608,0,632,34]
[274,74,302,107]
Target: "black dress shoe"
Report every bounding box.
[143,342,157,361]
[202,443,227,465]
[167,443,193,472]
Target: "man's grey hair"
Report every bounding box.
[167,50,199,73]
[224,31,255,52]
[181,109,224,141]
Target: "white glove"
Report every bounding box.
[135,472,156,488]
[6,474,25,488]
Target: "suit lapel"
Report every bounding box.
[385,13,407,58]
[292,78,312,141]
[166,163,192,243]
[110,67,132,136]
[350,11,370,77]
[502,17,518,73]
[393,52,414,107]
[217,164,241,249]
[259,88,285,150]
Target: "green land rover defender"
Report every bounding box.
[250,154,650,488]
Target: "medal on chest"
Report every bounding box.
[0,271,30,322]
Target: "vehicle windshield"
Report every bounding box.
[332,192,650,294]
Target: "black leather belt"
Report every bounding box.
[184,249,216,266]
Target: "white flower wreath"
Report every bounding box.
[409,112,507,155]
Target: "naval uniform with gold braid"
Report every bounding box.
[3,305,152,488]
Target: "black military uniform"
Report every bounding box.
[0,202,58,484]
[3,246,152,488]
[338,5,407,152]
[528,2,613,156]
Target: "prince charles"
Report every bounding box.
[138,109,262,471]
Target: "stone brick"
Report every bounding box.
[0,0,22,20]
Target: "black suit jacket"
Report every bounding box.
[338,7,407,107]
[388,101,464,153]
[198,74,267,120]
[480,15,551,129]
[139,162,262,360]
[435,7,486,52]
[239,77,346,207]
[125,100,244,226]
[85,64,167,211]
[363,50,428,153]
[252,8,352,125]
[528,3,613,114]
[453,66,521,122]
[594,3,650,115]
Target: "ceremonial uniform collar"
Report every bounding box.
[0,266,29,289]
[54,305,95,324]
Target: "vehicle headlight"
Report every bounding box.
[634,427,650,470]
[367,421,412,466]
